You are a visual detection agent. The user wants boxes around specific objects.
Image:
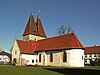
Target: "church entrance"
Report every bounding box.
[13,58,17,65]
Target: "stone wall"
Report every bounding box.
[36,49,84,67]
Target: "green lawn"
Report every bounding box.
[82,66,100,70]
[44,66,100,75]
[0,65,62,75]
[0,65,100,75]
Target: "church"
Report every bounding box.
[11,12,84,67]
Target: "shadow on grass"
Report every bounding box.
[44,67,100,75]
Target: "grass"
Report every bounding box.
[0,65,62,75]
[82,66,100,70]
[0,65,100,75]
[44,66,100,75]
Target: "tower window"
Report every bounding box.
[63,52,67,62]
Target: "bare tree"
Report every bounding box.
[67,25,74,34]
[57,25,74,35]
[57,25,67,35]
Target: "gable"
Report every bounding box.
[12,40,20,56]
[17,40,38,54]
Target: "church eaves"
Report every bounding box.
[17,33,84,54]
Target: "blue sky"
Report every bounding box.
[0,0,100,52]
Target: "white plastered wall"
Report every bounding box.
[67,49,84,67]
[23,34,46,41]
[36,49,84,67]
[21,54,36,65]
[0,55,10,63]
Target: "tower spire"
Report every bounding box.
[23,12,37,36]
[36,15,47,38]
[23,12,46,41]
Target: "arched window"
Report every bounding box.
[63,52,67,62]
[39,54,41,62]
[15,51,17,55]
[82,55,84,60]
[50,53,53,62]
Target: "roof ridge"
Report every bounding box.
[37,33,73,42]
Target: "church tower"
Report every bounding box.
[22,12,46,41]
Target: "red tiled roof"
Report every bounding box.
[17,40,39,54]
[35,33,84,51]
[85,46,100,54]
[17,33,84,54]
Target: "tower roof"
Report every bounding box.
[23,13,37,36]
[36,15,46,38]
[23,13,46,38]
